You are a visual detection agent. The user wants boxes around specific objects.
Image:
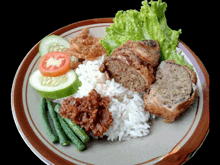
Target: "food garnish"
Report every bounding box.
[100,0,193,70]
[65,28,107,62]
[38,52,70,77]
[39,35,70,57]
[29,70,81,99]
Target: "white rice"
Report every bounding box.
[54,55,153,141]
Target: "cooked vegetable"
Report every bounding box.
[54,104,90,143]
[39,35,69,57]
[38,52,70,77]
[40,98,58,143]
[57,114,85,151]
[29,69,81,99]
[47,101,70,146]
[100,0,193,70]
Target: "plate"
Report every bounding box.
[11,18,209,165]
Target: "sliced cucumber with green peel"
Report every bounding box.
[29,69,81,99]
[39,35,70,57]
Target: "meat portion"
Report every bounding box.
[113,40,161,67]
[106,60,148,92]
[59,89,113,136]
[144,60,197,123]
[101,40,161,92]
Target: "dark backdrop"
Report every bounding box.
[11,0,211,164]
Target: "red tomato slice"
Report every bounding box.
[38,52,70,77]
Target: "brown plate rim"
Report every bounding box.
[11,18,210,165]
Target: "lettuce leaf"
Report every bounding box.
[100,0,193,70]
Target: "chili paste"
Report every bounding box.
[59,89,113,136]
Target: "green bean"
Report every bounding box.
[47,101,70,146]
[54,104,90,143]
[57,115,85,151]
[40,98,58,143]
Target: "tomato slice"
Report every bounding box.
[38,52,70,77]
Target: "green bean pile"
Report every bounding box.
[40,98,90,151]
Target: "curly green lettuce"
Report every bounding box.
[100,0,193,70]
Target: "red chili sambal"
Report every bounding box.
[59,89,113,137]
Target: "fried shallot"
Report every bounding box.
[64,28,107,69]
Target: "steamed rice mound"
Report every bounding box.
[55,55,153,141]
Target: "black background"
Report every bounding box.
[11,0,211,164]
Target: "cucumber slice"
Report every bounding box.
[39,35,70,57]
[29,69,81,99]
